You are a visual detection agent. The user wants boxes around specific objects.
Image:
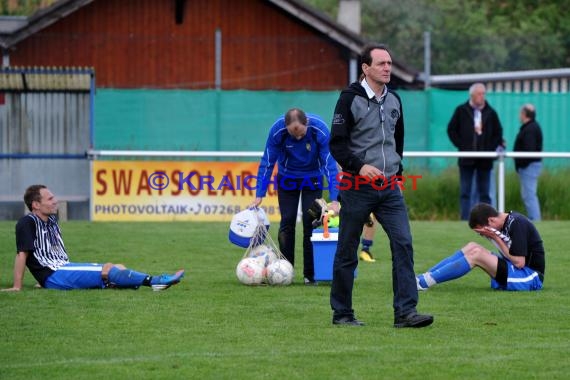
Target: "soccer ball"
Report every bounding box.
[236,257,264,285]
[266,259,294,286]
[248,244,278,268]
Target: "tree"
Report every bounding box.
[0,0,56,16]
[302,0,570,73]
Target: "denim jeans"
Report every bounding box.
[471,167,497,208]
[276,175,322,280]
[330,182,418,319]
[459,166,491,220]
[518,162,542,221]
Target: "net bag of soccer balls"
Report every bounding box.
[229,208,294,286]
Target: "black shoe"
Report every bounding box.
[333,316,365,326]
[394,312,434,328]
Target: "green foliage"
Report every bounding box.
[302,0,570,73]
[0,0,55,15]
[404,168,570,220]
[1,220,569,379]
[301,0,338,16]
[404,167,460,220]
[534,169,570,220]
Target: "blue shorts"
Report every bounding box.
[44,262,106,290]
[491,260,543,291]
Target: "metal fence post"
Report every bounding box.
[497,153,505,213]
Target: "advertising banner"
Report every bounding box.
[92,161,280,221]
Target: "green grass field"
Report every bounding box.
[1,220,569,380]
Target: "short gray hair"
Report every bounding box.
[469,82,486,95]
[521,103,536,120]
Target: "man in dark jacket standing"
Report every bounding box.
[447,83,503,220]
[514,104,543,221]
[328,43,433,328]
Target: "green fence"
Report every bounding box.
[95,88,569,169]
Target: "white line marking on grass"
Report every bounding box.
[1,347,363,369]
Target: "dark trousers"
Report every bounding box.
[459,166,491,220]
[276,175,322,280]
[330,183,418,319]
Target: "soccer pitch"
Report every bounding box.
[1,220,568,380]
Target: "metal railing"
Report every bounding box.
[403,151,570,212]
[87,149,570,213]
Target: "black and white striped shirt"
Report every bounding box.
[15,213,70,286]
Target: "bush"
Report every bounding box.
[404,168,570,220]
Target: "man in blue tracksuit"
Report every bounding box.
[251,108,339,285]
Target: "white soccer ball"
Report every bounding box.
[236,257,264,285]
[248,244,278,268]
[266,259,294,286]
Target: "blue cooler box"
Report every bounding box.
[311,228,357,281]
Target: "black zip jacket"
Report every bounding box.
[329,82,404,178]
[513,120,543,170]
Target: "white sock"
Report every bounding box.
[424,272,437,287]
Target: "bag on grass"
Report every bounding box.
[229,207,269,248]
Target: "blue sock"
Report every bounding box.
[107,267,151,288]
[361,239,373,251]
[430,251,471,284]
[428,250,464,272]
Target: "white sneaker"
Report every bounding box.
[416,275,428,291]
[304,277,318,286]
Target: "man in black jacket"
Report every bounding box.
[447,83,503,220]
[514,104,543,221]
[328,43,433,328]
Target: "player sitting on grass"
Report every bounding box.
[2,184,184,292]
[416,203,545,291]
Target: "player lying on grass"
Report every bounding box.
[416,203,545,291]
[2,184,184,292]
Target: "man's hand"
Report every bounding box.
[327,201,340,215]
[359,164,384,179]
[6,251,28,292]
[248,197,263,208]
[474,226,505,242]
[1,287,21,292]
[473,226,496,239]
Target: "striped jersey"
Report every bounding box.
[15,213,70,286]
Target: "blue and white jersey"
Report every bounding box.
[15,213,70,286]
